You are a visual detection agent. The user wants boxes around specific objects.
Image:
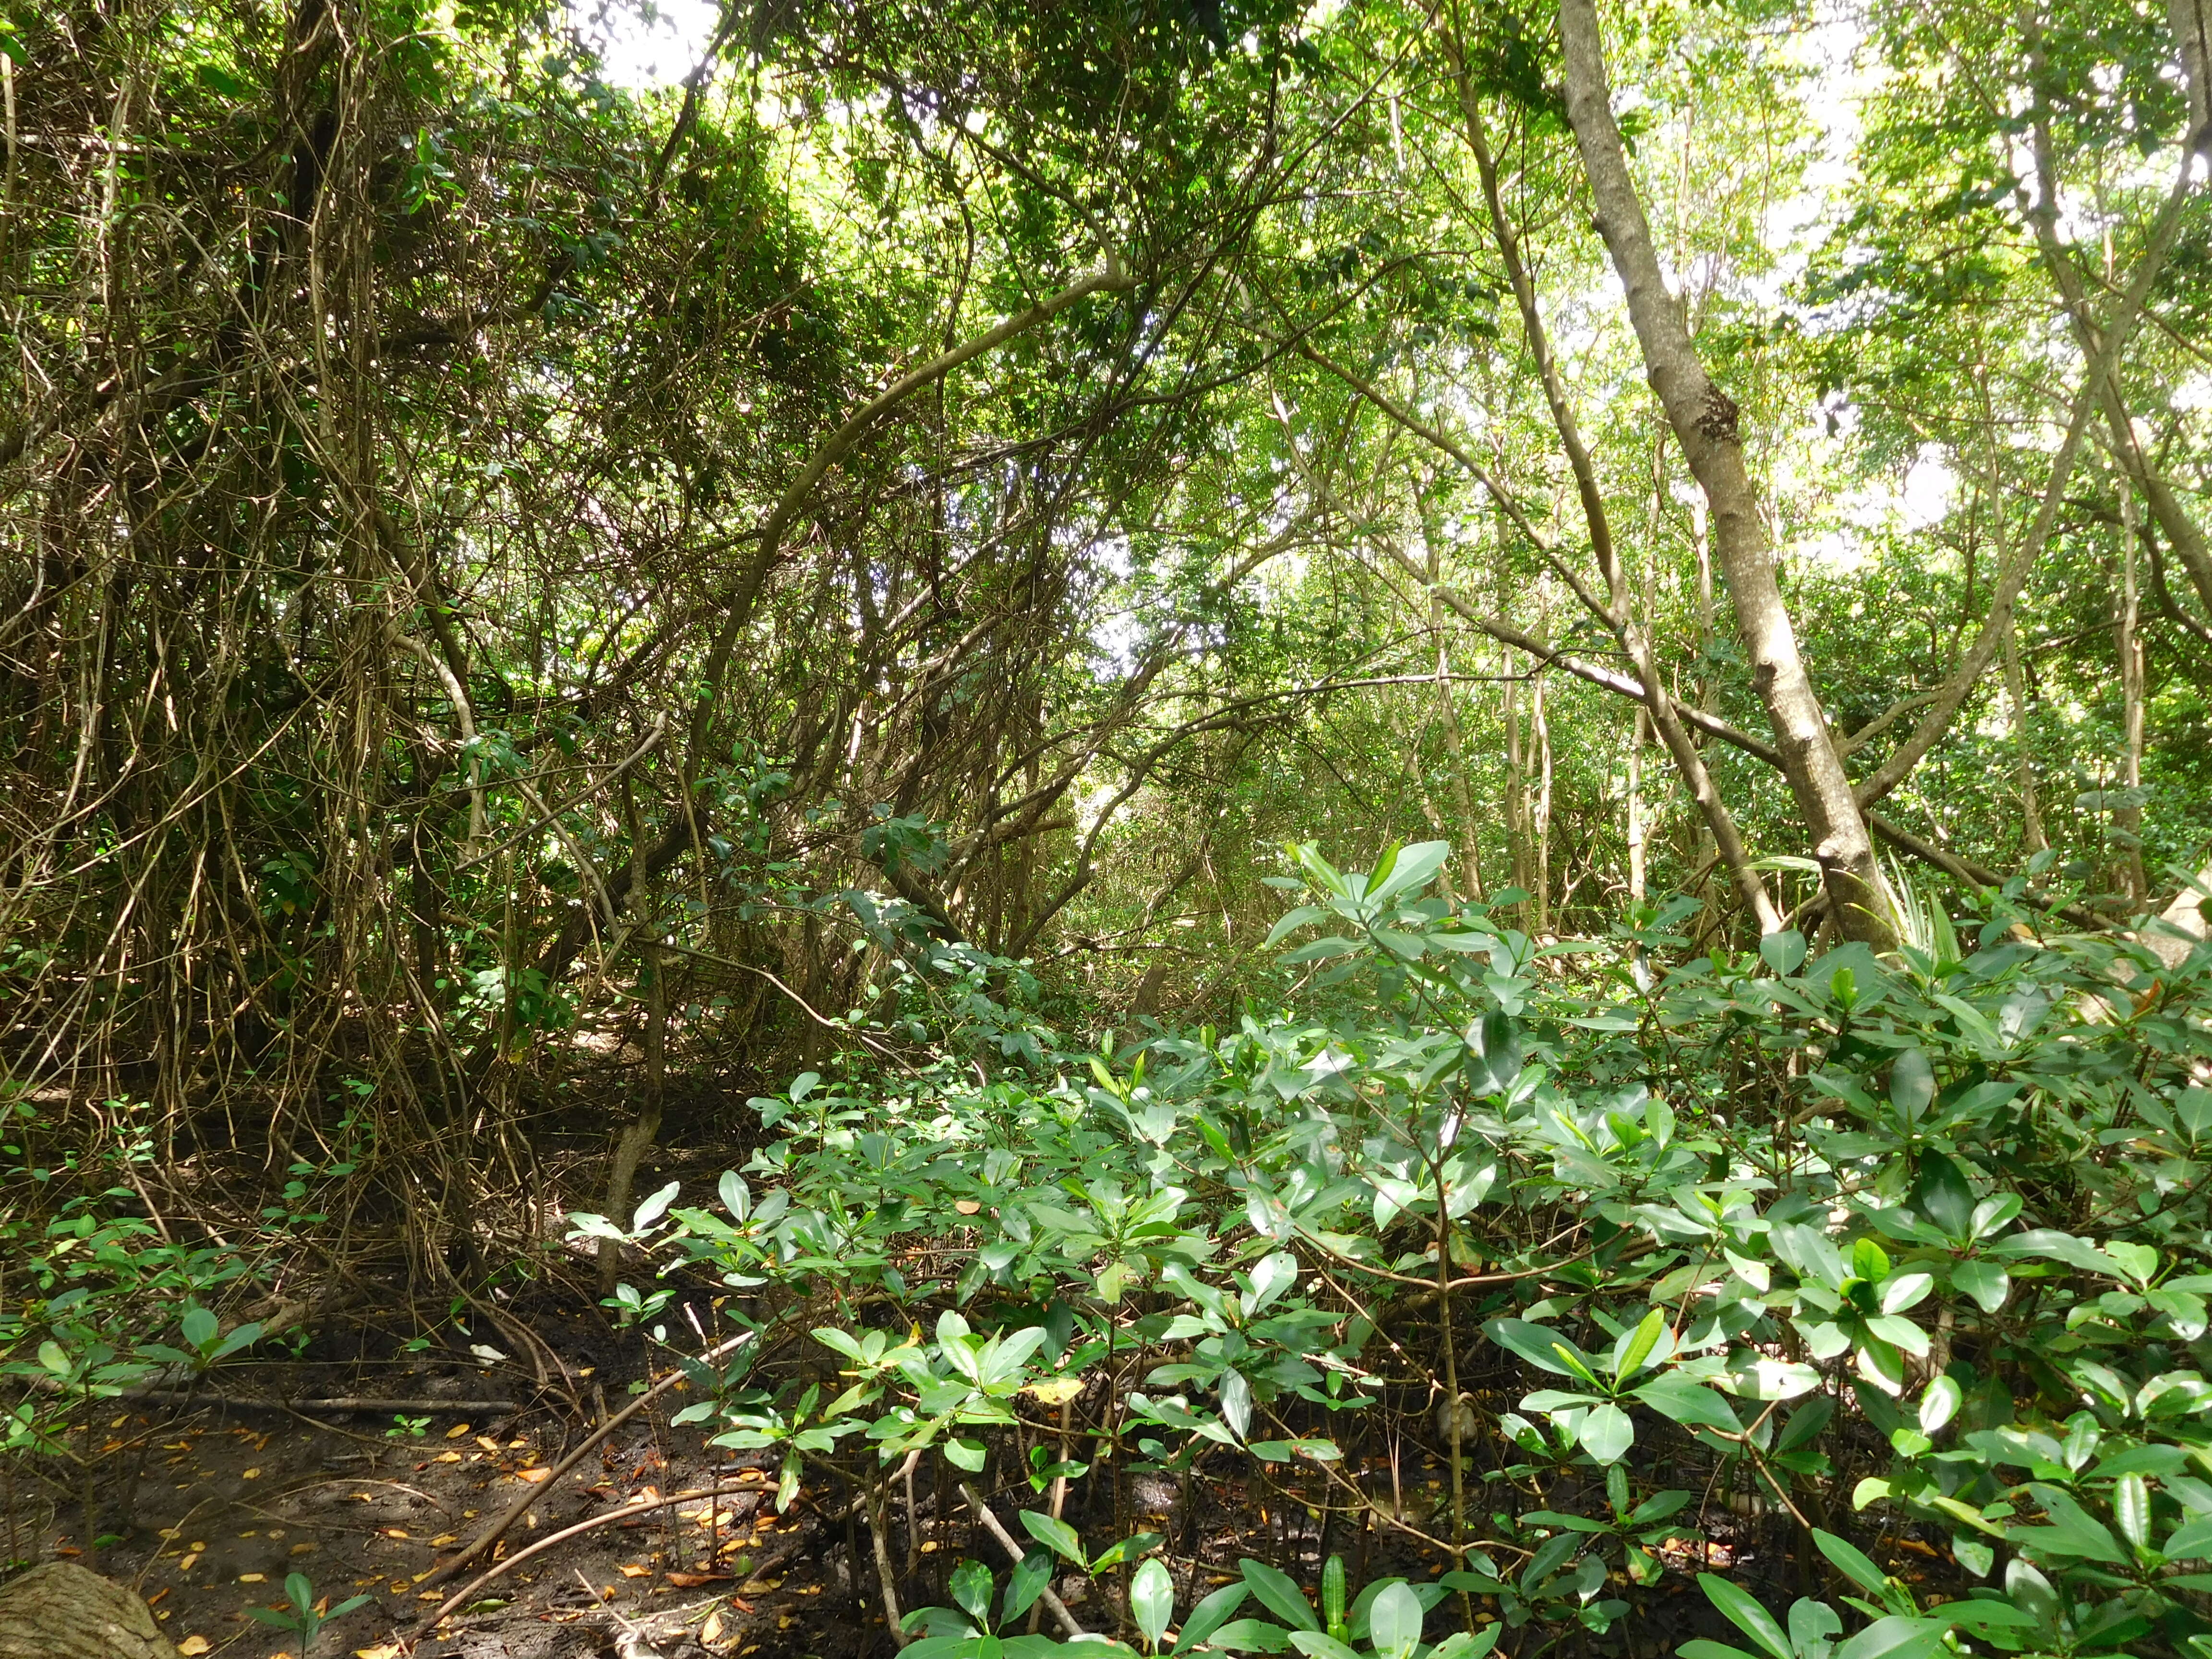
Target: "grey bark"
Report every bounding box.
[1556,0,1891,944]
[0,1564,179,1659]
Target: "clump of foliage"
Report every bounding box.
[571,844,2212,1657]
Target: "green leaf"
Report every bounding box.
[1812,1528,1890,1597]
[1366,1583,1423,1659]
[1917,1374,1961,1435]
[1834,1615,1948,1659]
[2167,1515,2212,1560]
[1759,930,1808,976]
[1131,1559,1174,1649]
[180,1305,218,1351]
[632,1179,681,1232]
[950,1558,994,1626]
[1911,1151,1975,1239]
[1239,1559,1318,1631]
[1633,1372,1742,1433]
[1579,1402,1634,1464]
[1019,1510,1086,1567]
[1614,1309,1664,1383]
[1484,1318,1594,1379]
[1696,1575,1791,1659]
[1285,1635,1360,1659]
[1003,1551,1052,1624]
[2114,1473,2151,1551]
[945,1437,988,1472]
[1889,1050,1934,1122]
[1365,841,1449,904]
[1172,1583,1251,1654]
[1948,1259,2009,1312]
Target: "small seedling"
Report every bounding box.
[246,1572,371,1656]
[386,1413,431,1439]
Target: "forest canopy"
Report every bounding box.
[5,0,2212,1656]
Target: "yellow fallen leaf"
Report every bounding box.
[381,1528,409,1539]
[475,1437,500,1453]
[357,1645,404,1659]
[242,1467,262,1479]
[178,1638,212,1656]
[514,1467,552,1483]
[433,1452,462,1464]
[618,1564,651,1578]
[290,1544,316,1555]
[430,1534,458,1547]
[446,1423,472,1440]
[239,1572,266,1583]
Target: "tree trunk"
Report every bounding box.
[2004,618,2048,854]
[1557,0,1895,947]
[0,1564,179,1659]
[2116,490,2149,903]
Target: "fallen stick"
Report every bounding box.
[410,1487,804,1636]
[121,1394,520,1415]
[414,1329,756,1592]
[957,1482,1087,1639]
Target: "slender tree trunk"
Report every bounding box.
[2116,488,2149,903]
[2003,618,2048,855]
[1627,706,1648,905]
[1503,646,1533,916]
[1557,0,1894,946]
[1420,496,1483,900]
[1532,666,1552,935]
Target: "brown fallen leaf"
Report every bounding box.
[178,1638,212,1656]
[514,1467,552,1483]
[618,1563,652,1578]
[664,1572,730,1588]
[953,1201,982,1214]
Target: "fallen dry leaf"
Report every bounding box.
[241,1467,262,1479]
[432,1451,462,1464]
[177,1638,212,1656]
[357,1644,404,1659]
[475,1436,500,1452]
[514,1467,552,1483]
[239,1572,266,1583]
[446,1423,472,1440]
[381,1527,409,1539]
[664,1572,729,1588]
[290,1544,316,1555]
[953,1201,981,1214]
[618,1563,652,1578]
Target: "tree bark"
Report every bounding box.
[0,1564,178,1659]
[1556,0,1894,945]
